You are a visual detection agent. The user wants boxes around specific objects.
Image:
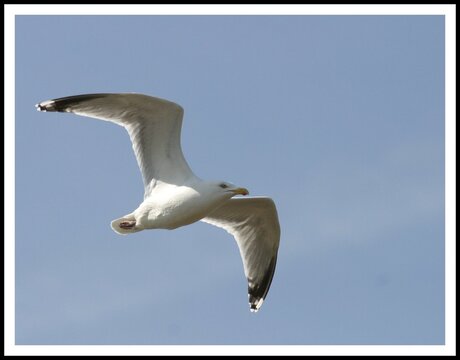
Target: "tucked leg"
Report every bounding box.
[119,220,136,229]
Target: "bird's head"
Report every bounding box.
[215,181,249,198]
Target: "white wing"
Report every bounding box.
[201,197,280,312]
[36,93,195,196]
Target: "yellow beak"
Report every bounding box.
[232,187,249,196]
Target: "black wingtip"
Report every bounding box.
[249,299,263,313]
[247,255,278,313]
[35,103,46,112]
[36,94,111,113]
[35,100,57,112]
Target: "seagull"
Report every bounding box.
[36,93,280,312]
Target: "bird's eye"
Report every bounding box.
[219,183,229,189]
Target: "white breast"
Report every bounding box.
[134,182,229,230]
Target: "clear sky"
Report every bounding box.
[15,14,445,346]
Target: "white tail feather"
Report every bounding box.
[111,216,142,235]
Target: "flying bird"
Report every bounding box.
[36,93,280,312]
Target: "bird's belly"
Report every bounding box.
[151,206,209,229]
[136,194,225,230]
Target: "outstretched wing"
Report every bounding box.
[201,197,280,312]
[36,93,195,196]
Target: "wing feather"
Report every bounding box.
[201,197,280,312]
[36,93,195,196]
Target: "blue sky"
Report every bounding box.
[14,14,446,347]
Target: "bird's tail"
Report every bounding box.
[111,215,142,235]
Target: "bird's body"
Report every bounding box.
[36,93,280,312]
[115,178,245,232]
